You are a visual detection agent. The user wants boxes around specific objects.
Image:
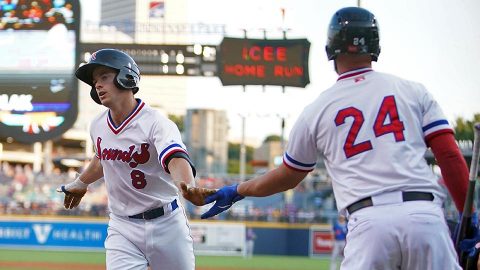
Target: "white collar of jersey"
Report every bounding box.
[337,67,373,81]
[107,99,145,135]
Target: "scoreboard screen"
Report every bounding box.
[0,0,80,143]
[217,37,310,88]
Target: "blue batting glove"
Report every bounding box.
[458,212,480,255]
[200,184,245,219]
[453,212,479,243]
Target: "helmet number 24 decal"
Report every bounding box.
[353,37,365,46]
[335,95,405,158]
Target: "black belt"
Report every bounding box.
[129,199,178,220]
[347,192,434,215]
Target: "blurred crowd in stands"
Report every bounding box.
[0,161,108,217]
[0,0,74,30]
[0,161,459,224]
[0,161,338,223]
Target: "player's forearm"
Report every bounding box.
[428,132,469,212]
[78,156,104,185]
[238,164,307,197]
[168,157,196,188]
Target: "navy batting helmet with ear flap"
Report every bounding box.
[75,49,141,104]
[325,7,380,61]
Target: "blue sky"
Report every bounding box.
[81,0,480,146]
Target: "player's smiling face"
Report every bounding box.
[92,66,124,107]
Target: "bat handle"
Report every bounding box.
[469,123,480,181]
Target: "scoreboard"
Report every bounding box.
[80,43,217,77]
[217,37,310,88]
[0,0,80,143]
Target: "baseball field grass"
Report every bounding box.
[0,249,333,270]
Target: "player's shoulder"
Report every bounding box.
[138,102,158,116]
[90,110,108,127]
[139,102,169,122]
[375,70,427,90]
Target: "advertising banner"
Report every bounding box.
[309,225,333,256]
[0,218,107,250]
[191,222,246,256]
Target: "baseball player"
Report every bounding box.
[199,7,471,270]
[57,49,214,270]
[330,215,347,270]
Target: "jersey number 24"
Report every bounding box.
[335,95,405,158]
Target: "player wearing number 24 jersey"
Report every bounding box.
[200,7,470,270]
[287,67,450,213]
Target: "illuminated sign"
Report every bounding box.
[0,0,80,143]
[217,37,310,87]
[80,43,217,76]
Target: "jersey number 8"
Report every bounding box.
[131,169,147,189]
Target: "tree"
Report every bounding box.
[263,134,281,143]
[168,114,184,132]
[228,142,254,174]
[453,113,480,141]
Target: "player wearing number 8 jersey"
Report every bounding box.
[55,49,213,270]
[200,7,470,270]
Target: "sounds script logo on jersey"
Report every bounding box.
[96,137,150,168]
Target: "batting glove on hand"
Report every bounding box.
[455,212,480,255]
[56,177,88,209]
[180,181,217,206]
[200,184,244,219]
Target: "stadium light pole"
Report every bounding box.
[239,28,249,182]
[239,113,247,182]
[43,140,53,175]
[33,142,42,173]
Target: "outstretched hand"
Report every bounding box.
[201,184,245,219]
[180,182,217,206]
[56,179,88,209]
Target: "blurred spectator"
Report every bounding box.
[330,215,347,270]
[245,228,256,258]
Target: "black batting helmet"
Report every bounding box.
[75,49,140,104]
[325,7,380,61]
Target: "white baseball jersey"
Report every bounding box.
[90,99,189,216]
[284,68,452,214]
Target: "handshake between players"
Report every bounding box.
[57,177,237,218]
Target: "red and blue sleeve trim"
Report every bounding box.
[422,119,449,132]
[422,119,453,140]
[283,153,315,172]
[159,143,188,172]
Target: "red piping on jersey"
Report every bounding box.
[107,101,145,135]
[283,160,314,173]
[337,68,373,81]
